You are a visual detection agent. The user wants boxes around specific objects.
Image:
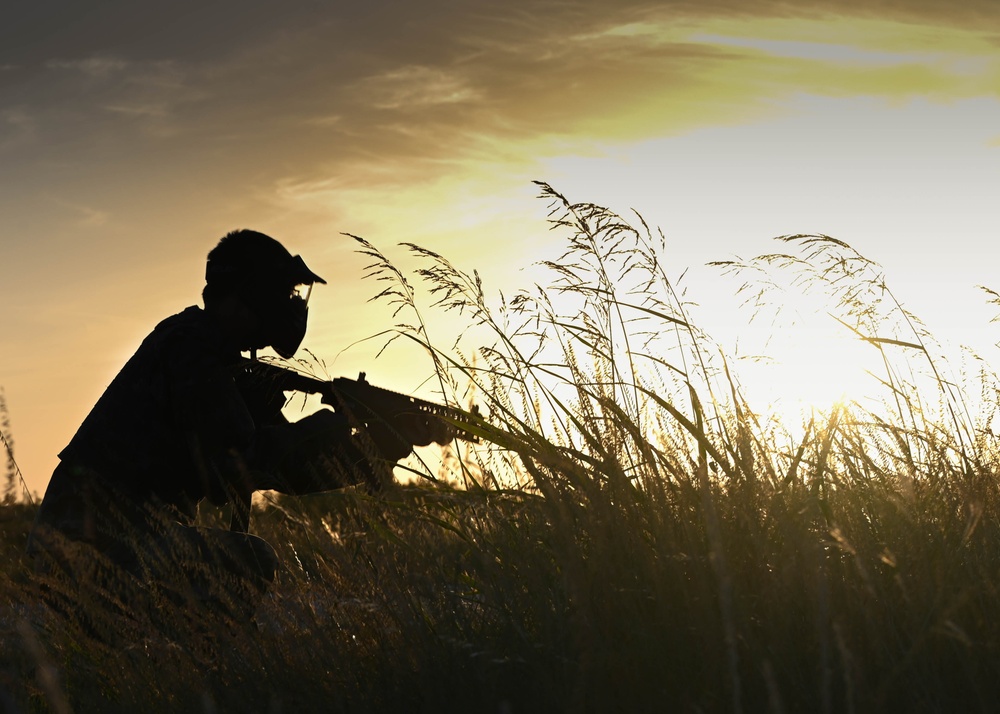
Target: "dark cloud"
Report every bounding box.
[1,1,321,65]
[3,0,993,69]
[0,0,995,202]
[2,0,996,220]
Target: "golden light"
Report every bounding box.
[736,321,881,431]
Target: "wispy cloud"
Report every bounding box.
[354,65,481,111]
[272,176,345,209]
[304,114,343,128]
[47,197,111,228]
[45,56,129,77]
[8,0,1000,229]
[229,2,998,222]
[104,103,169,118]
[0,107,36,152]
[692,35,929,65]
[690,29,1000,88]
[76,205,110,227]
[42,58,199,139]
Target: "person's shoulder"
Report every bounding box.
[153,305,208,329]
[151,306,214,339]
[146,306,227,357]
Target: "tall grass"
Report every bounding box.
[4,183,1000,712]
[0,387,24,506]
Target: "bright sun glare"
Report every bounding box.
[742,324,879,428]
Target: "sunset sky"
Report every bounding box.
[2,1,998,496]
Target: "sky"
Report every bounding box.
[1,1,998,497]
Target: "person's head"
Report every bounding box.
[203,229,326,357]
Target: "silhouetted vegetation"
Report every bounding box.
[1,388,19,506]
[4,184,1000,712]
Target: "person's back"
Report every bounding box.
[56,307,250,510]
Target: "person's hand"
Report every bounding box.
[364,421,413,462]
[365,412,451,461]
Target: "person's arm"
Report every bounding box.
[164,334,258,510]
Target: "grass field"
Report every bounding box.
[4,184,1000,713]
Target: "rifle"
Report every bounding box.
[235,358,481,445]
[226,359,481,532]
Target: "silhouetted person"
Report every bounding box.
[27,230,422,616]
